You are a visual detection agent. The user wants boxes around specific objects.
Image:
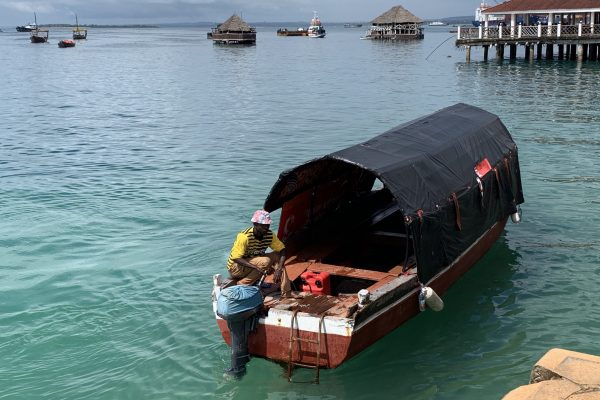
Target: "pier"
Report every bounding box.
[456,23,600,62]
[456,0,600,62]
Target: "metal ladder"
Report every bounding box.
[287,310,326,384]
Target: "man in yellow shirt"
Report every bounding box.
[227,210,291,296]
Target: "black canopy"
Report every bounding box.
[265,103,519,218]
[264,103,524,283]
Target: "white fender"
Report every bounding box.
[423,287,444,312]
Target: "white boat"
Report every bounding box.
[16,13,38,32]
[472,2,505,27]
[428,21,447,26]
[307,11,326,38]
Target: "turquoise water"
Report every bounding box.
[1,25,599,399]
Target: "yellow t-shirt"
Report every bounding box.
[226,227,285,269]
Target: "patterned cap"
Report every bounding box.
[251,210,272,225]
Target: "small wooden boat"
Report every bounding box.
[29,14,48,43]
[72,14,87,40]
[58,39,76,48]
[213,103,524,380]
[30,29,49,43]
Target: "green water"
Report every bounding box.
[1,25,599,399]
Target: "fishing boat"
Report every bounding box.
[307,11,326,38]
[16,14,38,32]
[72,14,87,40]
[212,103,524,380]
[428,21,447,26]
[58,39,76,48]
[30,14,48,43]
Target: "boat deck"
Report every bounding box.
[262,260,418,318]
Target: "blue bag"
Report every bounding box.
[217,285,263,320]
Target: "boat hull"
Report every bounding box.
[58,40,75,48]
[215,217,508,368]
[30,36,48,43]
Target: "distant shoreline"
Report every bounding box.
[40,24,159,28]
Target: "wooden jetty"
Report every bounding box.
[456,0,600,62]
[365,5,424,40]
[210,14,256,45]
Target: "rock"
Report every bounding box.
[502,348,600,400]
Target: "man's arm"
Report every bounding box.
[233,257,264,272]
[273,249,286,283]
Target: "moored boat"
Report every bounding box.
[472,2,505,27]
[72,14,87,40]
[307,11,326,38]
[58,39,76,48]
[212,103,524,379]
[16,14,38,32]
[277,28,308,37]
[29,13,48,43]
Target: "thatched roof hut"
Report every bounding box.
[216,14,255,33]
[367,5,423,40]
[371,5,423,25]
[210,14,256,44]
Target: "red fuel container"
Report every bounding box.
[301,271,331,295]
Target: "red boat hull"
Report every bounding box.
[216,218,508,368]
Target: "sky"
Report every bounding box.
[0,0,480,26]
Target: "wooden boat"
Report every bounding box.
[29,13,48,43]
[212,103,524,379]
[58,39,76,48]
[30,29,48,43]
[277,28,308,37]
[72,14,87,40]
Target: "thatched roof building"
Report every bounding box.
[210,14,256,44]
[367,5,424,40]
[371,5,423,25]
[216,14,255,33]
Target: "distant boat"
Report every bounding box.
[58,39,76,48]
[16,13,38,32]
[307,11,326,38]
[72,14,87,40]
[30,14,48,43]
[472,2,505,27]
[428,21,447,26]
[277,28,308,37]
[343,23,363,28]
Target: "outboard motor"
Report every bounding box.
[216,285,263,377]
